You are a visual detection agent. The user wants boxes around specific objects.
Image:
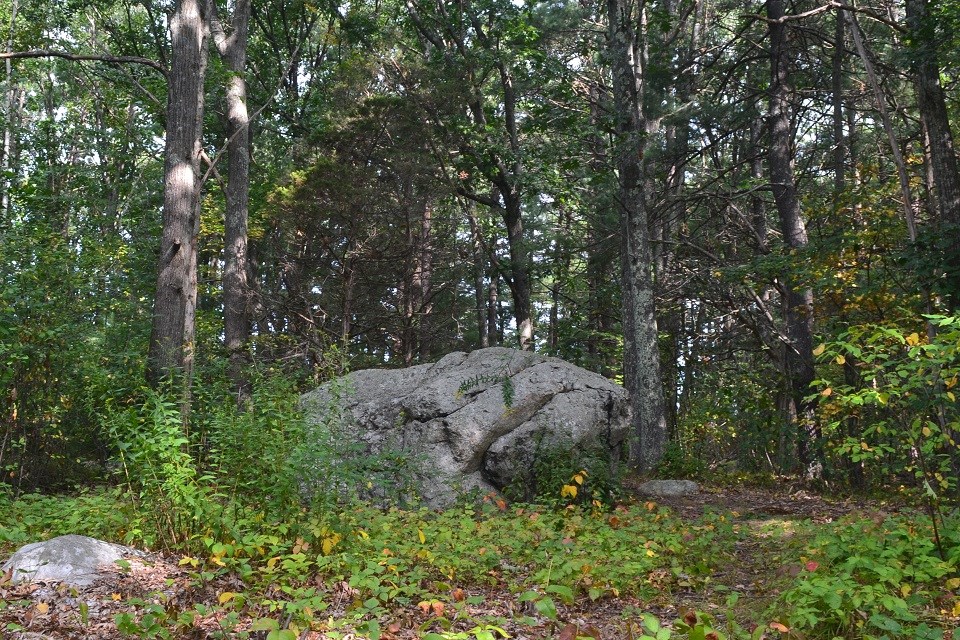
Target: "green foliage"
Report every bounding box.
[814,314,960,499]
[776,515,958,638]
[204,373,307,515]
[456,373,516,409]
[0,488,131,553]
[502,440,624,506]
[106,388,218,551]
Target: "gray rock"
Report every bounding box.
[300,347,630,508]
[637,479,700,497]
[1,534,144,586]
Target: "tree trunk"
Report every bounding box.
[467,202,488,348]
[833,7,847,206]
[607,0,667,473]
[767,0,818,474]
[906,0,960,304]
[212,0,253,402]
[147,0,210,395]
[1,0,20,217]
[502,191,533,350]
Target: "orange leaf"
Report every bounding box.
[36,602,49,614]
[452,588,466,602]
[769,621,790,633]
[431,601,445,616]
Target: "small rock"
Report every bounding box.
[638,479,700,497]
[1,534,144,587]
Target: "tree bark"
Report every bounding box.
[607,0,667,473]
[212,0,253,402]
[832,7,847,205]
[767,0,818,474]
[147,0,210,394]
[906,0,960,304]
[466,202,488,348]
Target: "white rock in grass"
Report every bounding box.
[2,534,144,587]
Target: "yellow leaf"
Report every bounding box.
[900,584,911,597]
[906,332,920,346]
[36,602,49,614]
[111,593,121,601]
[645,501,657,511]
[357,529,369,540]
[218,592,236,604]
[322,534,341,555]
[210,556,226,567]
[267,556,280,569]
[954,601,960,617]
[821,387,833,397]
[179,556,197,566]
[813,343,826,357]
[418,529,426,544]
[922,426,933,437]
[948,391,956,402]
[573,473,585,486]
[946,376,958,389]
[645,549,657,557]
[835,355,846,365]
[945,578,960,590]
[561,484,578,499]
[860,442,871,451]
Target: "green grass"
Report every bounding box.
[1,487,957,639]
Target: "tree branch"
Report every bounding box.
[0,49,166,75]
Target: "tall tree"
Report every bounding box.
[906,0,960,305]
[606,0,667,472]
[211,0,253,401]
[146,0,210,395]
[405,0,536,350]
[766,0,817,472]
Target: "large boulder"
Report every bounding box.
[300,347,631,507]
[2,535,145,587]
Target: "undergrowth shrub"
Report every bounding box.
[815,315,960,500]
[204,373,307,515]
[502,438,624,506]
[106,388,218,551]
[777,514,959,639]
[0,488,132,552]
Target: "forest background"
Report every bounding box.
[2,0,959,496]
[1,0,960,636]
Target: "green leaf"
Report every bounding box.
[534,596,558,620]
[250,618,280,631]
[642,613,661,633]
[545,584,574,604]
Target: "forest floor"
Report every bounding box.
[0,482,948,640]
